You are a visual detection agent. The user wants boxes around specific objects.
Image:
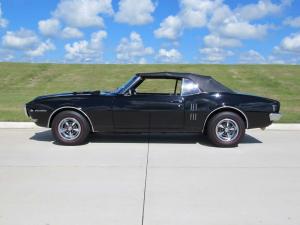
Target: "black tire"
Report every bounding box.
[207,111,245,147]
[51,110,91,145]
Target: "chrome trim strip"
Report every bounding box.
[190,103,198,111]
[201,106,249,133]
[189,112,197,121]
[34,109,47,112]
[269,113,282,121]
[47,106,95,132]
[121,76,141,94]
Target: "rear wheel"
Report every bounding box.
[207,111,245,147]
[51,110,90,145]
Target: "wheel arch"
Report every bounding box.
[202,106,248,133]
[48,106,95,132]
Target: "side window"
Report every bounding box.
[181,78,201,96]
[135,78,179,95]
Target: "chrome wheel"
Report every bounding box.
[58,117,81,141]
[215,118,239,142]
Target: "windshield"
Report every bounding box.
[114,75,138,94]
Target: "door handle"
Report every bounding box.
[170,100,183,104]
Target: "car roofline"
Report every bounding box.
[136,72,212,80]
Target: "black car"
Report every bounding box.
[25,72,281,147]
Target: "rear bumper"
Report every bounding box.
[269,113,282,121]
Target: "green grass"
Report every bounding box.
[0,62,299,123]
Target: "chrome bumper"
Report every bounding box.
[24,105,29,117]
[269,113,282,121]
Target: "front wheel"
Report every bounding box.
[51,110,90,145]
[207,111,245,147]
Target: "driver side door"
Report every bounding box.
[113,77,185,131]
[134,78,184,130]
[112,94,150,131]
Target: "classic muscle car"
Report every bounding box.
[25,72,281,147]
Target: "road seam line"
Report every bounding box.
[141,135,150,225]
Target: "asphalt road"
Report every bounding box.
[0,128,300,225]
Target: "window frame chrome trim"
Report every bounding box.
[120,76,142,95]
[47,106,95,132]
[201,106,249,133]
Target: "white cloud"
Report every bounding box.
[199,47,233,63]
[154,0,220,39]
[2,28,39,50]
[266,53,300,64]
[235,0,285,21]
[39,18,83,39]
[138,58,147,64]
[179,0,222,28]
[38,18,61,36]
[39,0,112,40]
[154,16,183,40]
[261,32,300,64]
[275,33,300,53]
[204,34,241,48]
[0,2,8,28]
[116,31,154,63]
[239,49,266,64]
[267,55,286,64]
[26,40,55,57]
[0,49,14,61]
[267,53,300,64]
[156,48,182,63]
[2,28,55,58]
[209,0,290,40]
[61,27,83,39]
[64,30,107,62]
[283,16,300,28]
[218,22,269,40]
[53,0,113,28]
[155,0,284,42]
[208,4,270,40]
[115,0,155,25]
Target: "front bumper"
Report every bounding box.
[24,104,38,122]
[269,113,282,121]
[24,105,29,117]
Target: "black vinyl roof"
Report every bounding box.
[137,72,233,93]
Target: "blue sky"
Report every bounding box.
[0,0,300,64]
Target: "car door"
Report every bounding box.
[135,78,185,130]
[148,94,184,130]
[113,77,186,131]
[113,94,150,130]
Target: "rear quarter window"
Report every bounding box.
[181,78,201,96]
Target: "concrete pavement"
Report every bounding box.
[0,128,299,225]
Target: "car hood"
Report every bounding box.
[33,90,103,101]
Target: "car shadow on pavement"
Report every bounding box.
[30,130,262,147]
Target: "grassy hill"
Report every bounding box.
[0,62,299,123]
